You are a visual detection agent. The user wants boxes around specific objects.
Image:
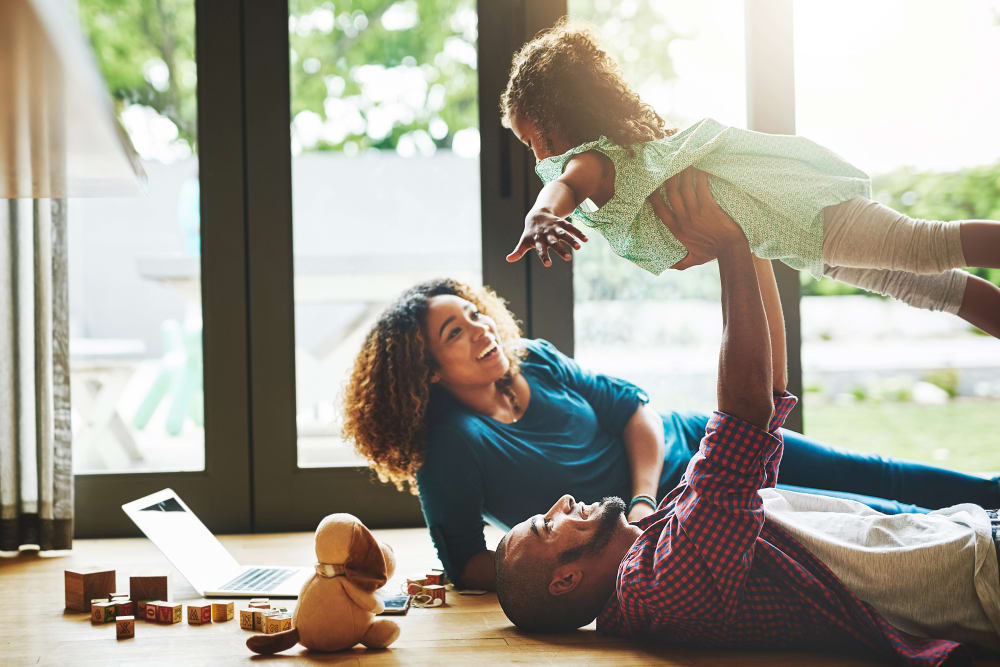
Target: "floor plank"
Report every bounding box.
[1,527,994,665]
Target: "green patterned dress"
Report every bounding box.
[534,117,872,278]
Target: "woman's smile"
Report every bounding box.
[476,341,500,362]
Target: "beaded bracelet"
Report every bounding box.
[628,494,657,514]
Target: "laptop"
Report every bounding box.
[122,488,311,598]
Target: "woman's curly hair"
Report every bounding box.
[500,20,675,153]
[342,278,526,494]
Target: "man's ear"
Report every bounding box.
[548,566,583,597]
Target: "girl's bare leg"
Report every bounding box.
[957,273,1000,338]
[960,221,1000,269]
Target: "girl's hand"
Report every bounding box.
[627,502,655,524]
[648,167,747,270]
[506,208,588,267]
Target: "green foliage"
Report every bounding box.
[287,0,478,152]
[78,0,478,154]
[79,0,198,146]
[922,369,960,399]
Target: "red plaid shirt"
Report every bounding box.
[597,392,969,666]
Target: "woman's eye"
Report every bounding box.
[448,327,461,340]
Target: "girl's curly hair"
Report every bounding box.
[500,20,675,153]
[342,278,526,494]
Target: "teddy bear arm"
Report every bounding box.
[360,618,400,649]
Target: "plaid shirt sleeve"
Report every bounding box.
[617,392,798,628]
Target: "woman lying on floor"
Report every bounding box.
[342,277,1000,591]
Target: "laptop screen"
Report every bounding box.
[122,488,241,594]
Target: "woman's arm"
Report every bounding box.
[459,549,496,591]
[623,402,666,522]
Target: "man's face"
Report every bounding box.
[503,495,635,595]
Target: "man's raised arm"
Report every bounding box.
[635,169,796,624]
[716,242,773,428]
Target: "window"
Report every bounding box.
[794,0,1000,472]
[287,0,482,468]
[72,0,204,474]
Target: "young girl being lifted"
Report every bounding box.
[501,21,1000,339]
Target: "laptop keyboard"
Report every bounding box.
[219,567,296,592]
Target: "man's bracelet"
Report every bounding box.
[628,494,657,513]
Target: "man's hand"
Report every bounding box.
[648,167,747,270]
[506,208,588,267]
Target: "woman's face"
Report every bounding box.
[423,294,511,388]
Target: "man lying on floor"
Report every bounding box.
[494,204,1000,665]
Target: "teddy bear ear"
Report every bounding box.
[344,521,389,593]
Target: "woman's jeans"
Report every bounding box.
[660,413,1000,515]
[775,427,1000,514]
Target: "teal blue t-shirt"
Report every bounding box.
[415,338,709,586]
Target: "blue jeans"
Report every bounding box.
[660,412,1000,515]
[775,427,1000,514]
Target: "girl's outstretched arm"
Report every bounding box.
[506,151,612,266]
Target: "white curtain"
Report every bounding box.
[0,0,144,550]
[0,199,73,551]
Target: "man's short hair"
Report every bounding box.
[494,533,605,632]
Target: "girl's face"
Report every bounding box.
[509,112,572,162]
[423,295,511,389]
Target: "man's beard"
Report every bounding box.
[557,496,627,565]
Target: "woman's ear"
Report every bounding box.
[429,371,440,384]
[548,567,583,597]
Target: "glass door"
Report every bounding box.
[793,0,1000,472]
[72,1,253,536]
[286,0,482,469]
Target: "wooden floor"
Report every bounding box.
[1,526,993,666]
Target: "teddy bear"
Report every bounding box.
[246,513,400,654]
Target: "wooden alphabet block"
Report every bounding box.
[145,601,160,622]
[116,616,135,639]
[248,598,269,609]
[187,602,212,625]
[254,609,279,632]
[129,575,168,603]
[91,601,117,624]
[114,600,134,616]
[239,608,254,630]
[156,602,182,624]
[211,601,234,622]
[65,569,115,612]
[263,613,292,634]
[136,600,147,618]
